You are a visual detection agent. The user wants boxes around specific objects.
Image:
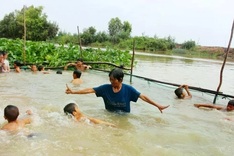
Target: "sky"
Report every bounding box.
[0,0,233,47]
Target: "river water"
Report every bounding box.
[0,53,234,156]
[133,52,234,96]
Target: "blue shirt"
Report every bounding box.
[93,84,141,112]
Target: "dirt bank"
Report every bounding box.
[197,46,234,61]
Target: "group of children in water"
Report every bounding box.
[1,54,234,134]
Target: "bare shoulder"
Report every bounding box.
[1,122,18,131]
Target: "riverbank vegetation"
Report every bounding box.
[0,38,132,69]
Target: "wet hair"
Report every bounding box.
[56,70,62,74]
[174,88,183,98]
[14,60,22,66]
[38,65,44,71]
[4,105,19,122]
[228,100,234,106]
[2,51,7,56]
[109,68,124,81]
[63,103,77,116]
[73,70,82,78]
[76,58,84,63]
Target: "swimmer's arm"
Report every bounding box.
[42,71,50,74]
[180,85,192,99]
[185,87,192,99]
[194,104,223,110]
[84,64,91,69]
[88,117,116,127]
[225,117,234,121]
[139,94,170,113]
[22,110,32,124]
[22,118,31,124]
[66,84,95,94]
[184,86,192,99]
[64,63,76,70]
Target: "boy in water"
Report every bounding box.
[64,103,115,127]
[29,64,38,73]
[38,65,50,74]
[1,105,32,132]
[71,70,83,85]
[174,84,192,99]
[194,100,234,112]
[13,60,21,73]
[64,58,91,72]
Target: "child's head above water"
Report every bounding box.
[56,70,62,74]
[174,88,184,99]
[227,100,234,111]
[64,103,79,116]
[14,60,22,67]
[38,65,44,71]
[31,64,37,72]
[73,70,82,79]
[4,105,19,122]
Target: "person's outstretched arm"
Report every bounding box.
[87,117,116,127]
[65,84,95,94]
[64,63,76,70]
[139,94,169,113]
[194,104,223,110]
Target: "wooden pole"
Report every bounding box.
[213,19,234,104]
[77,26,82,58]
[23,5,26,65]
[130,39,135,83]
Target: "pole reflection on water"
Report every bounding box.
[0,55,234,156]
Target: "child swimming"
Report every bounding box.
[64,103,116,127]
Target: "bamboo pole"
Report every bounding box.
[213,19,234,104]
[130,39,135,83]
[77,26,82,58]
[23,5,26,65]
[83,61,131,70]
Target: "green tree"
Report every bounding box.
[0,13,21,39]
[166,36,176,50]
[108,17,132,43]
[81,26,97,45]
[119,21,132,40]
[54,31,78,44]
[95,31,109,43]
[181,40,196,50]
[0,5,59,41]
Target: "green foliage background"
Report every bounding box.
[0,38,132,69]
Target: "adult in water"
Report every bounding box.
[65,68,169,113]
